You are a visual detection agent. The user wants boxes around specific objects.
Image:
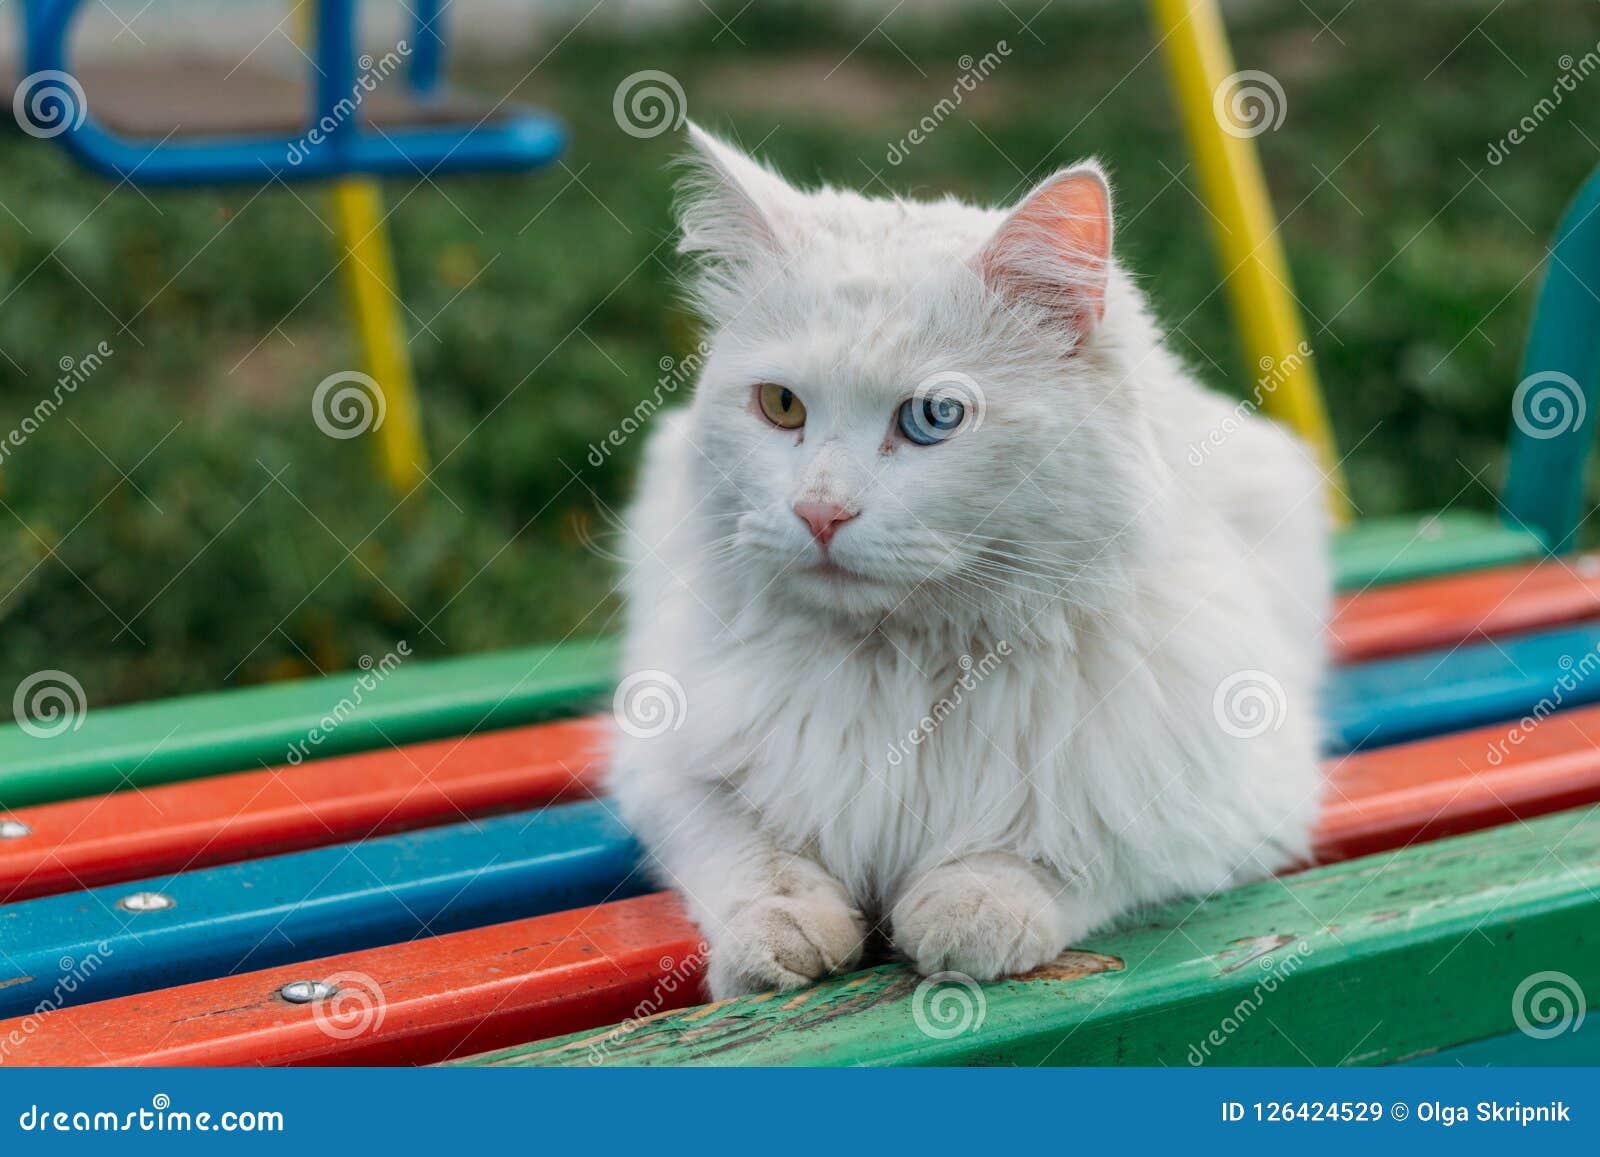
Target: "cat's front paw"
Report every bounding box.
[891,855,1066,981]
[708,878,867,999]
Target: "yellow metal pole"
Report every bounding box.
[1149,0,1349,521]
[297,0,428,495]
[329,181,430,493]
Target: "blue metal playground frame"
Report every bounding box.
[19,0,564,185]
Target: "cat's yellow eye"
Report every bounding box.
[756,383,806,430]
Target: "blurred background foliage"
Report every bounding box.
[1,0,1596,707]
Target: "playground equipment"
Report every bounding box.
[3,1,1599,1065]
[1151,0,1347,518]
[18,0,564,492]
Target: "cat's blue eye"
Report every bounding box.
[897,395,966,445]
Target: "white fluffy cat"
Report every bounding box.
[607,125,1328,999]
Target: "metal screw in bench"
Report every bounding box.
[117,891,175,913]
[0,819,30,839]
[279,980,339,1004]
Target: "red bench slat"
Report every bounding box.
[9,700,1600,1068]
[0,719,605,903]
[0,893,701,1067]
[1312,701,1600,861]
[1331,554,1600,661]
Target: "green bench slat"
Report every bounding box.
[0,513,1542,810]
[0,637,618,809]
[1333,511,1545,590]
[464,803,1600,1067]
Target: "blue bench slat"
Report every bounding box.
[0,800,642,1018]
[1326,622,1600,751]
[5,621,1598,1020]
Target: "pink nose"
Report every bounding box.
[793,500,858,546]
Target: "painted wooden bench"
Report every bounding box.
[6,0,1600,1073]
[5,534,1600,1067]
[467,806,1600,1068]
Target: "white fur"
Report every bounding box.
[607,126,1329,998]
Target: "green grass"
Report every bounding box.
[1,0,1595,708]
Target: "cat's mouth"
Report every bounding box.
[805,556,879,585]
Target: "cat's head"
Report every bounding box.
[672,125,1163,636]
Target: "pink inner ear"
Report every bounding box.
[1034,174,1110,283]
[979,169,1112,330]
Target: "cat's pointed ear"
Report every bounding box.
[675,122,799,262]
[976,162,1113,339]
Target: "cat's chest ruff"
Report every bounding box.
[706,631,1074,895]
[713,630,1034,787]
